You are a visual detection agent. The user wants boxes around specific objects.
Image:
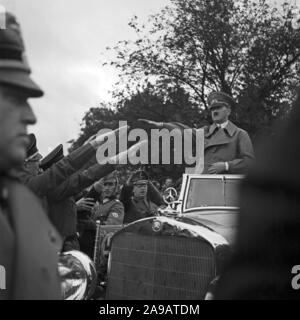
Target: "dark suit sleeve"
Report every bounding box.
[47,164,115,201]
[18,143,96,198]
[228,130,254,173]
[120,185,133,213]
[148,181,164,206]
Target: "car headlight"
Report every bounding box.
[58,250,97,300]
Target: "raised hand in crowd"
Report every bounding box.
[87,124,129,148]
[138,119,184,131]
[96,139,148,166]
[76,197,96,212]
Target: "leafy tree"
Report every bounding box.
[104,0,300,140]
[72,0,300,181]
[70,86,201,181]
[69,104,119,151]
[116,84,203,127]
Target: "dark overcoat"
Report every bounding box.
[0,178,62,300]
[203,121,254,174]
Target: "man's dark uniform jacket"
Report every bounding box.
[16,143,114,242]
[123,197,158,224]
[78,186,124,258]
[0,11,62,300]
[0,176,62,300]
[120,182,164,224]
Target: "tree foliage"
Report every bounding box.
[104,0,300,140]
[72,0,300,181]
[70,86,201,181]
[70,104,119,151]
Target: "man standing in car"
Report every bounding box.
[140,91,254,174]
[203,91,254,174]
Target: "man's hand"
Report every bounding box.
[88,124,129,149]
[139,119,182,131]
[208,162,226,174]
[138,119,164,128]
[93,180,103,193]
[76,197,95,211]
[102,139,148,167]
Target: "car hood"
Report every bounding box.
[182,210,238,246]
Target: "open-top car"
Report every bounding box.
[59,174,242,300]
[102,174,242,300]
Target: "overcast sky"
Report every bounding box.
[1,0,169,155]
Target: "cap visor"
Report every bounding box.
[133,180,149,184]
[209,103,229,110]
[0,70,44,97]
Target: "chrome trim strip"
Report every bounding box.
[183,206,239,213]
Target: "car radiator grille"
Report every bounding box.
[106,233,215,300]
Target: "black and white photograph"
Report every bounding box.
[0,0,300,303]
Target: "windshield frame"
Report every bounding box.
[180,174,244,213]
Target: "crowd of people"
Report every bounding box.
[1,11,299,300]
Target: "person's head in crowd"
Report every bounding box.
[95,171,119,199]
[152,180,161,190]
[207,91,235,125]
[0,13,43,172]
[40,144,64,171]
[174,176,183,192]
[118,172,127,186]
[23,133,42,176]
[125,169,132,179]
[129,170,149,201]
[164,177,173,188]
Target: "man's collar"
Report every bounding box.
[207,120,237,137]
[224,121,238,137]
[207,123,218,136]
[219,120,228,129]
[132,196,147,204]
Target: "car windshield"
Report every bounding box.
[185,176,241,209]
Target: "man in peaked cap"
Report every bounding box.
[121,170,163,223]
[0,14,43,97]
[23,133,43,177]
[140,91,254,174]
[91,171,124,226]
[0,12,62,300]
[0,12,148,299]
[203,91,254,174]
[26,133,39,159]
[40,144,64,171]
[77,171,125,259]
